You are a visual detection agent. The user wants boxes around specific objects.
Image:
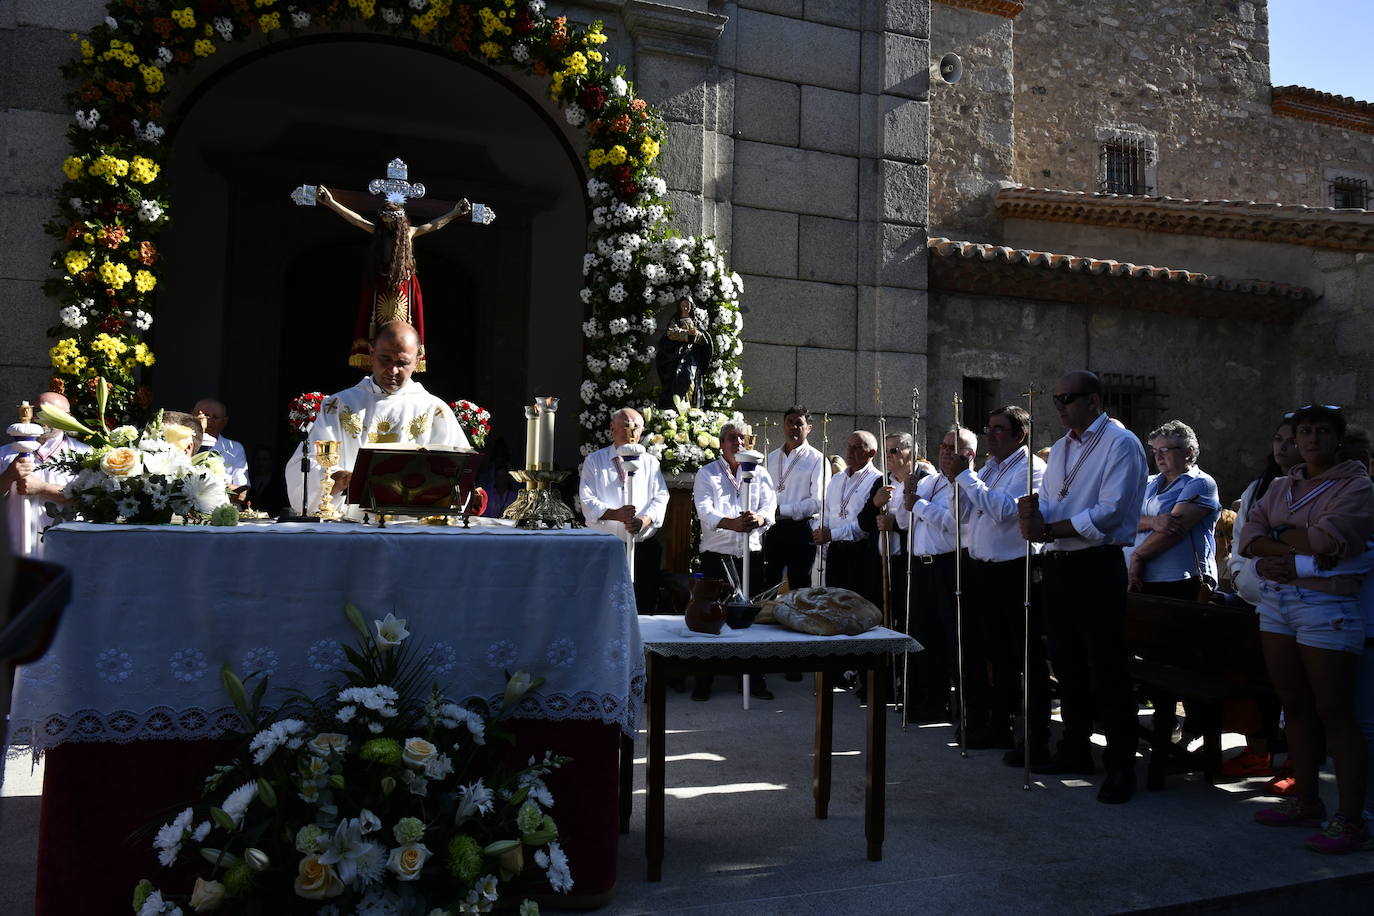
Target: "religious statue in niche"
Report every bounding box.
[291,159,497,371]
[656,295,713,408]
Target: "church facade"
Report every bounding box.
[1,0,1370,497]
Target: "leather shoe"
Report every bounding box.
[1030,750,1095,776]
[1097,769,1136,804]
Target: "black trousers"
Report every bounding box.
[906,551,990,720]
[825,540,882,607]
[968,556,1051,744]
[701,550,763,601]
[631,535,663,613]
[1040,546,1138,772]
[763,519,816,592]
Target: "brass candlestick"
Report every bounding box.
[315,439,341,521]
[505,395,575,528]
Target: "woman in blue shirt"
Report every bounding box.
[1128,420,1222,599]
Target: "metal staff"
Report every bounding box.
[1021,384,1039,790]
[737,446,764,710]
[902,387,920,729]
[819,413,831,585]
[617,442,646,581]
[877,414,891,630]
[952,392,967,758]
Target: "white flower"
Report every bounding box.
[387,842,431,881]
[610,75,628,96]
[455,780,495,820]
[138,200,164,223]
[318,819,382,885]
[608,317,629,335]
[596,237,614,257]
[248,718,307,764]
[59,306,87,329]
[381,8,403,23]
[135,310,153,330]
[582,252,600,274]
[183,466,229,513]
[137,889,180,916]
[214,16,233,40]
[528,0,545,12]
[409,0,429,8]
[336,704,357,723]
[75,109,99,130]
[586,178,608,199]
[424,753,453,780]
[116,497,140,517]
[221,781,258,828]
[564,104,585,126]
[291,9,311,27]
[647,203,665,222]
[646,176,668,196]
[140,121,166,143]
[157,46,173,66]
[105,15,118,28]
[579,380,597,404]
[512,43,530,62]
[579,287,592,304]
[608,283,626,303]
[375,613,410,648]
[609,354,629,372]
[154,807,193,867]
[535,841,574,892]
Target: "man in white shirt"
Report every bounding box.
[950,406,1050,762]
[579,407,669,612]
[693,421,777,700]
[813,431,883,604]
[287,321,468,517]
[763,405,826,594]
[0,392,91,557]
[1018,370,1147,804]
[193,398,249,500]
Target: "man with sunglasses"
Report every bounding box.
[1017,371,1147,803]
[949,406,1051,761]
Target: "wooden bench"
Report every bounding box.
[1125,592,1275,790]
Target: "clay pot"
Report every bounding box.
[685,577,726,635]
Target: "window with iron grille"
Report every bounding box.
[1100,137,1156,195]
[1330,177,1370,210]
[961,376,998,432]
[1096,373,1167,442]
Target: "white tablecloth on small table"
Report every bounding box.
[637,615,919,659]
[9,521,644,749]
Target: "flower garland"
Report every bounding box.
[288,391,325,437]
[45,0,746,462]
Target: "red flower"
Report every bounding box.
[612,165,636,196]
[580,86,607,113]
[513,11,532,34]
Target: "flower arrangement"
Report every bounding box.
[134,604,570,915]
[43,0,746,442]
[39,386,233,525]
[448,400,492,449]
[639,395,745,477]
[288,392,326,437]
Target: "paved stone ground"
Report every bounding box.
[6,678,1374,914]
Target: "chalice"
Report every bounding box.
[315,439,342,521]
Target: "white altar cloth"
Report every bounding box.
[9,522,644,748]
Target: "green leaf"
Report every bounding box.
[221,665,251,721]
[483,839,521,856]
[209,807,235,831]
[343,602,371,641]
[256,778,276,809]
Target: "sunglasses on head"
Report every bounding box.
[1051,392,1092,406]
[1284,404,1342,419]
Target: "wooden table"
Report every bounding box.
[625,616,918,880]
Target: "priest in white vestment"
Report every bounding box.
[0,392,92,557]
[287,321,468,517]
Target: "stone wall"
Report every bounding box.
[925,283,1292,502]
[926,1,1014,240]
[727,0,933,440]
[1012,0,1373,208]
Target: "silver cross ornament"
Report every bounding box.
[368,158,427,206]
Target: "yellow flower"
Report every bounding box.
[62,157,84,180]
[194,39,216,57]
[134,343,155,366]
[64,250,90,275]
[259,12,281,31]
[588,149,606,169]
[80,39,95,60]
[606,145,627,165]
[171,7,196,28]
[98,261,132,289]
[588,29,608,44]
[479,41,502,60]
[640,136,660,164]
[129,157,160,184]
[73,356,88,372]
[134,270,156,293]
[587,49,602,63]
[562,52,588,76]
[82,233,94,244]
[550,73,565,97]
[141,64,165,94]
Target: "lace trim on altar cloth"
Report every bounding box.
[7,685,647,752]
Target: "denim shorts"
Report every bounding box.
[1257,583,1365,654]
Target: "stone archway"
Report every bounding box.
[153,37,587,464]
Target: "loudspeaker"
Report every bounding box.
[932,52,963,85]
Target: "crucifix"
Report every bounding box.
[290,158,497,372]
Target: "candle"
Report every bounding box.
[524,404,541,470]
[535,396,558,469]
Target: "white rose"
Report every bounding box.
[100,447,142,478]
[308,733,348,756]
[402,737,438,769]
[387,842,431,881]
[189,877,225,911]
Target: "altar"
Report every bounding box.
[9,521,643,912]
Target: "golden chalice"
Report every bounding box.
[315,439,342,521]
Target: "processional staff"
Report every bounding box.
[902,386,920,730]
[1020,384,1039,790]
[952,392,968,759]
[818,413,831,586]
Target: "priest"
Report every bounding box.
[287,320,467,517]
[0,391,91,557]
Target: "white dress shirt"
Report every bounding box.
[0,435,92,557]
[767,441,826,522]
[214,435,249,489]
[957,446,1046,562]
[909,471,959,556]
[694,458,777,555]
[1039,412,1148,550]
[818,463,881,543]
[578,445,669,542]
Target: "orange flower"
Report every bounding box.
[49,377,66,396]
[147,101,162,119]
[105,80,134,102]
[98,225,128,249]
[550,16,568,50]
[611,114,632,134]
[631,98,646,112]
[81,81,103,102]
[139,241,158,265]
[153,17,174,37]
[65,224,84,242]
[587,118,602,136]
[174,50,192,65]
